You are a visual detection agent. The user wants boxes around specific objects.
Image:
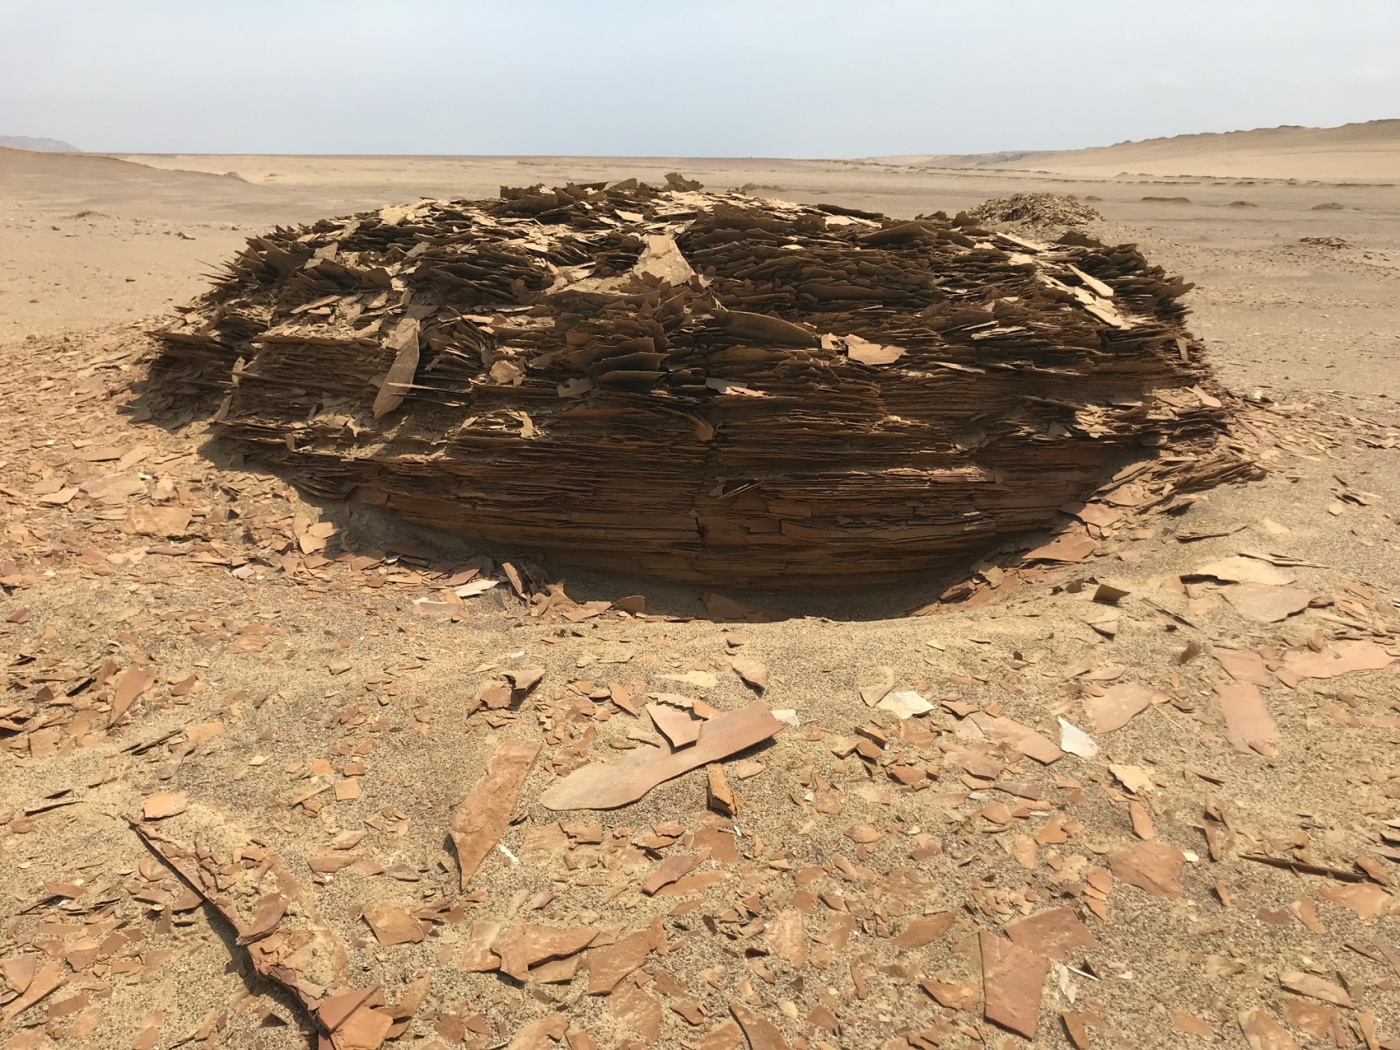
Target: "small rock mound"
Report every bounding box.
[970,193,1102,227]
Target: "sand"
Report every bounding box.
[0,126,1398,1050]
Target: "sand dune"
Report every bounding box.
[880,119,1400,182]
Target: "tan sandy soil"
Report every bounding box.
[0,139,1398,1050]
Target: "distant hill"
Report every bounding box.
[0,136,79,152]
[874,119,1400,182]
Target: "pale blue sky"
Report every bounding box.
[2,0,1398,156]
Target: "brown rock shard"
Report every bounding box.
[699,1021,744,1050]
[125,505,191,538]
[142,792,189,820]
[505,1012,568,1050]
[587,932,654,994]
[492,922,595,981]
[894,911,955,950]
[1238,1007,1302,1050]
[980,931,1050,1039]
[1109,841,1187,897]
[1279,970,1352,1007]
[333,1004,394,1050]
[706,762,739,816]
[109,664,157,726]
[1317,882,1396,922]
[610,983,663,1045]
[1,960,62,1023]
[1082,683,1160,733]
[1215,647,1272,686]
[1005,907,1097,962]
[1222,584,1311,623]
[1216,683,1277,754]
[642,854,703,896]
[730,1004,792,1050]
[730,656,769,691]
[449,739,541,888]
[541,703,782,810]
[767,908,807,970]
[1283,641,1395,679]
[461,921,503,971]
[921,979,979,1011]
[362,902,424,946]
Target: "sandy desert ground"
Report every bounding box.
[0,123,1399,1050]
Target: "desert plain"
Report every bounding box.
[0,121,1399,1050]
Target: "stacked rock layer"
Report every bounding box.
[153,180,1255,585]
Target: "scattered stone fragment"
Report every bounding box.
[921,979,979,1011]
[363,903,424,946]
[1195,556,1296,586]
[1216,683,1277,754]
[1110,841,1186,897]
[1279,970,1352,1007]
[449,739,542,889]
[1005,908,1097,962]
[142,792,188,820]
[730,1004,791,1050]
[706,762,739,816]
[1222,584,1311,623]
[1083,683,1160,733]
[1318,883,1397,922]
[1283,641,1395,679]
[1215,648,1272,685]
[731,657,768,691]
[980,931,1050,1039]
[1058,718,1098,757]
[1238,1006,1302,1050]
[587,930,655,994]
[541,703,782,810]
[894,912,954,950]
[505,1012,568,1050]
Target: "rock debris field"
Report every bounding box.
[0,183,1398,1050]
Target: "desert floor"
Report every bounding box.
[0,135,1398,1050]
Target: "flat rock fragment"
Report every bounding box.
[979,932,1050,1039]
[1317,882,1396,922]
[730,656,768,690]
[1004,907,1097,962]
[1222,584,1311,623]
[767,908,806,969]
[363,903,424,946]
[1238,1007,1302,1050]
[1082,683,1160,733]
[1109,841,1186,897]
[647,702,703,748]
[142,792,188,819]
[541,703,782,810]
[1215,648,1272,685]
[894,912,954,950]
[610,983,663,1044]
[450,739,541,888]
[1195,556,1296,586]
[729,1004,792,1050]
[921,979,979,1011]
[587,932,654,994]
[1279,970,1352,1007]
[1216,683,1277,754]
[1283,641,1395,678]
[505,1012,568,1050]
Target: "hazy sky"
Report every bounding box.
[2,1,1398,157]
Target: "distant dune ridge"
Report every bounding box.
[872,119,1400,182]
[0,135,80,152]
